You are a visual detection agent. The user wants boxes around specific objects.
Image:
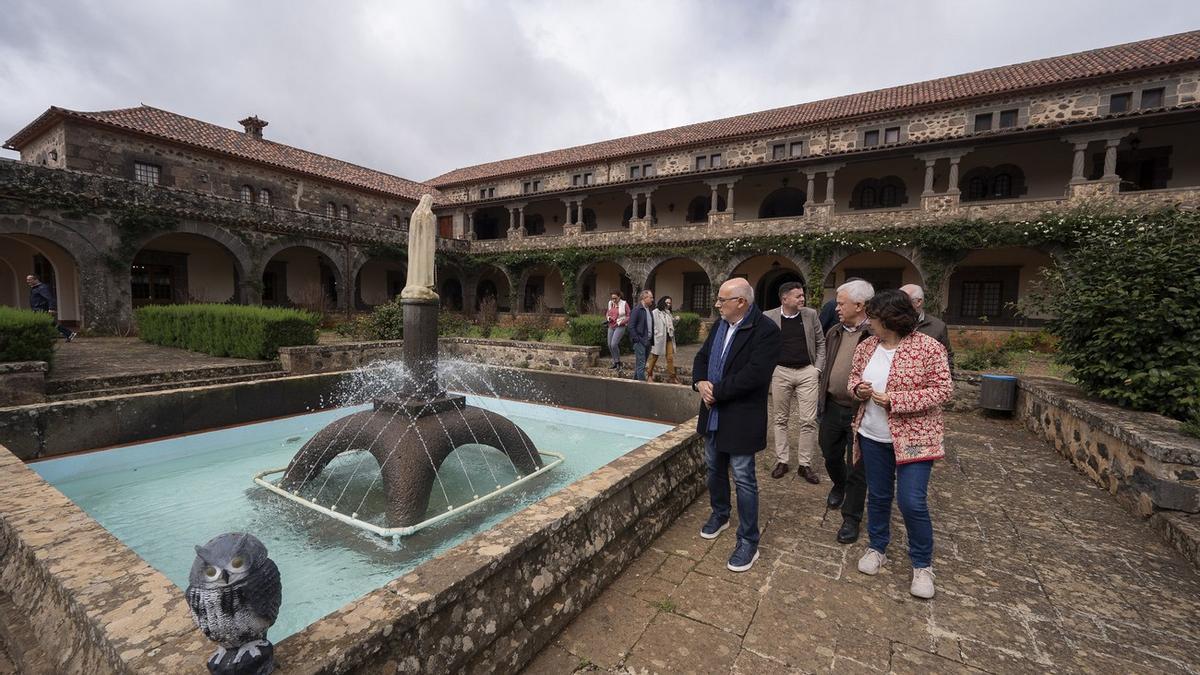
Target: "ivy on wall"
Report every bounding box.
[442,207,1158,316]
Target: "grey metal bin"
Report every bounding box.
[979,374,1018,411]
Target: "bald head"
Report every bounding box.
[716,277,753,323]
[900,284,924,312]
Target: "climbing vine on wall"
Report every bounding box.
[448,206,1169,315]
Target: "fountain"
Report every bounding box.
[253,194,561,538]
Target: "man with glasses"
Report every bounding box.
[693,277,781,572]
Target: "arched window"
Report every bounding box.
[325,202,336,218]
[966,176,987,201]
[391,214,402,229]
[621,204,657,227]
[756,188,805,219]
[240,185,253,203]
[258,188,271,205]
[340,204,350,220]
[992,173,1013,198]
[581,208,597,231]
[860,186,877,209]
[880,184,899,208]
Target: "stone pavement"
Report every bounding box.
[46,337,272,383]
[521,412,1200,674]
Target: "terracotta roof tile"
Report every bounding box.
[5,105,437,202]
[426,30,1200,186]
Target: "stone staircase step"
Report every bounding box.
[46,362,282,395]
[47,370,288,402]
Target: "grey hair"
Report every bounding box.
[900,283,924,301]
[730,284,754,303]
[838,279,875,304]
[639,289,654,299]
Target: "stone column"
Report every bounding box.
[518,205,526,234]
[564,200,572,225]
[922,159,937,196]
[947,157,962,195]
[824,171,836,206]
[1103,139,1121,180]
[726,182,735,213]
[630,191,639,220]
[709,183,719,214]
[1071,142,1089,183]
[804,172,816,208]
[466,211,474,239]
[507,206,516,234]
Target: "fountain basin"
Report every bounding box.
[0,366,704,673]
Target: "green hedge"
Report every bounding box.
[1030,211,1200,421]
[0,307,58,364]
[674,312,701,345]
[135,304,319,359]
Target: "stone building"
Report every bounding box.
[3,30,1200,331]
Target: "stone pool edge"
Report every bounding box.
[0,407,704,673]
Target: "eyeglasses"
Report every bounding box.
[714,296,740,305]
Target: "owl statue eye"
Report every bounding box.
[204,565,219,579]
[231,556,245,570]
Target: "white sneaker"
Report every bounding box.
[857,549,887,576]
[910,567,936,599]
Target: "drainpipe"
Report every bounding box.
[344,239,353,321]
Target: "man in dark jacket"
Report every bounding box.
[25,275,75,340]
[901,284,953,365]
[818,279,873,544]
[627,289,655,381]
[693,277,781,572]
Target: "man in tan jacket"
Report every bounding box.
[763,282,826,483]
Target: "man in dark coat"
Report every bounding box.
[627,289,655,381]
[901,284,953,365]
[693,277,781,572]
[25,275,75,340]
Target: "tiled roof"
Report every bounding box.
[4,105,437,202]
[426,30,1200,187]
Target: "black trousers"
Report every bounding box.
[818,396,867,526]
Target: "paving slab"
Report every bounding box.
[521,412,1200,674]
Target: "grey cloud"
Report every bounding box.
[2,0,1199,181]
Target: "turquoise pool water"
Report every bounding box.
[31,396,672,640]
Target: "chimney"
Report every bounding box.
[239,115,268,139]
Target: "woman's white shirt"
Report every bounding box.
[858,345,897,443]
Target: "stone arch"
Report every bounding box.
[471,263,513,313]
[127,221,254,284]
[354,257,407,309]
[822,247,925,297]
[577,260,633,314]
[134,228,255,306]
[258,239,349,310]
[727,254,810,312]
[757,187,807,219]
[516,263,565,312]
[720,251,811,289]
[0,214,119,332]
[645,256,714,316]
[943,245,1056,326]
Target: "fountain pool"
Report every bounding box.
[30,394,672,641]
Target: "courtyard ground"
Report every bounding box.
[521,412,1200,674]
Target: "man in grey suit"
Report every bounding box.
[763,282,826,483]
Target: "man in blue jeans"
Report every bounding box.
[628,289,655,381]
[692,278,781,572]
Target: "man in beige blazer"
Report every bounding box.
[762,282,827,483]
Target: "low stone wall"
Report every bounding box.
[1017,376,1200,518]
[279,339,599,376]
[0,368,705,673]
[0,362,46,406]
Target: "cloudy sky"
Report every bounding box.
[2,1,1199,181]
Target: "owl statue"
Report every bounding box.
[186,533,282,675]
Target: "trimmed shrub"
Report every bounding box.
[135,304,319,359]
[0,307,58,364]
[674,312,701,345]
[568,314,629,355]
[1027,211,1200,420]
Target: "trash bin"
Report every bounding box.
[979,374,1018,411]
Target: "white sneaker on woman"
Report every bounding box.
[857,549,887,575]
[910,567,936,599]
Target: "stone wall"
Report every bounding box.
[278,339,599,376]
[1017,376,1200,519]
[442,68,1200,204]
[59,123,420,227]
[0,362,46,407]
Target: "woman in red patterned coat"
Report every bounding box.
[846,289,953,599]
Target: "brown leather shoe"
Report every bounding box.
[770,462,789,479]
[798,466,820,484]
